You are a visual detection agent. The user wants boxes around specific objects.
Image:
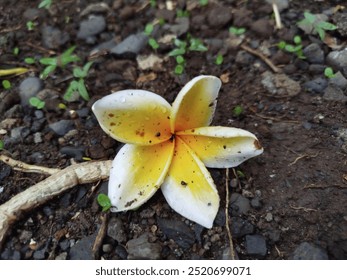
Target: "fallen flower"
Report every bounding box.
[92,75,263,228]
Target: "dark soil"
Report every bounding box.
[0,0,346,260]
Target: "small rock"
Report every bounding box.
[111,33,148,57]
[77,15,106,39]
[230,193,251,216]
[230,217,254,238]
[251,197,262,209]
[33,248,46,260]
[69,234,96,260]
[233,8,253,27]
[261,71,301,97]
[267,230,281,244]
[303,43,324,64]
[265,212,273,222]
[308,64,326,75]
[207,6,232,28]
[323,84,347,102]
[19,77,43,106]
[290,242,328,260]
[19,230,33,244]
[59,240,70,251]
[0,164,11,181]
[245,234,267,258]
[88,144,107,159]
[115,245,128,259]
[107,217,126,243]
[49,120,75,136]
[33,132,43,144]
[1,249,21,260]
[250,18,273,38]
[169,17,190,36]
[126,233,161,260]
[11,126,30,141]
[41,25,70,49]
[23,8,41,20]
[326,48,347,70]
[102,244,113,253]
[80,3,111,17]
[157,218,195,249]
[304,77,328,93]
[329,71,347,90]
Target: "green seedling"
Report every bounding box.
[29,97,45,109]
[24,57,36,64]
[97,194,111,212]
[13,47,19,56]
[176,9,189,18]
[324,67,336,78]
[144,23,154,36]
[64,61,93,102]
[149,0,156,8]
[169,36,208,75]
[232,105,244,117]
[38,0,52,9]
[39,46,80,79]
[2,80,11,89]
[236,170,246,178]
[0,139,4,150]
[215,53,224,65]
[26,21,35,31]
[277,35,305,59]
[229,26,246,36]
[297,12,337,41]
[144,23,160,50]
[148,38,159,50]
[199,0,209,6]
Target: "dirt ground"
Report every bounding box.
[0,0,346,260]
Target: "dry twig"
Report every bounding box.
[289,204,317,212]
[288,152,319,166]
[240,44,281,73]
[0,156,112,250]
[225,168,235,260]
[92,212,109,259]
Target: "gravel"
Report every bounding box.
[245,234,267,258]
[230,193,251,216]
[303,43,325,64]
[69,234,96,260]
[126,233,161,260]
[110,33,148,56]
[230,217,254,238]
[41,25,70,49]
[107,217,126,243]
[326,48,347,70]
[303,77,328,93]
[48,120,75,136]
[77,15,106,39]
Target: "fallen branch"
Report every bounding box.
[0,156,112,250]
[240,44,281,73]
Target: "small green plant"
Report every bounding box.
[38,0,52,9]
[26,21,35,31]
[229,26,246,36]
[277,35,305,59]
[29,97,45,109]
[324,67,336,78]
[64,61,93,101]
[297,12,337,40]
[144,23,159,50]
[144,23,154,36]
[215,53,224,65]
[2,80,11,89]
[169,36,208,75]
[39,46,80,79]
[13,47,19,56]
[149,0,156,8]
[148,38,159,50]
[24,57,36,64]
[176,9,189,18]
[0,139,4,150]
[97,193,112,212]
[199,0,209,6]
[232,105,244,117]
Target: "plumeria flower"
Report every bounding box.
[92,75,263,228]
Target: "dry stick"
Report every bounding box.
[0,157,112,250]
[92,212,109,259]
[225,168,235,260]
[240,44,281,73]
[272,2,282,29]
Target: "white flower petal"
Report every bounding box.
[161,137,219,228]
[108,141,174,211]
[177,126,263,168]
[92,90,172,145]
[171,75,221,132]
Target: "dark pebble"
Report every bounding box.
[60,146,85,160]
[250,18,273,38]
[0,164,12,181]
[87,143,107,159]
[245,234,267,258]
[127,233,161,260]
[59,239,70,251]
[207,6,232,28]
[157,218,195,249]
[230,217,254,238]
[33,248,46,260]
[308,64,326,75]
[290,242,328,260]
[69,234,96,260]
[107,217,126,243]
[115,245,128,259]
[49,120,75,136]
[250,197,262,209]
[303,43,324,64]
[214,208,226,227]
[230,193,251,216]
[303,77,328,93]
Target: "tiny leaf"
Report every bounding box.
[77,79,90,101]
[97,194,111,212]
[25,57,36,64]
[2,80,11,89]
[174,64,184,75]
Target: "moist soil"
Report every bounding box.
[0,0,346,260]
